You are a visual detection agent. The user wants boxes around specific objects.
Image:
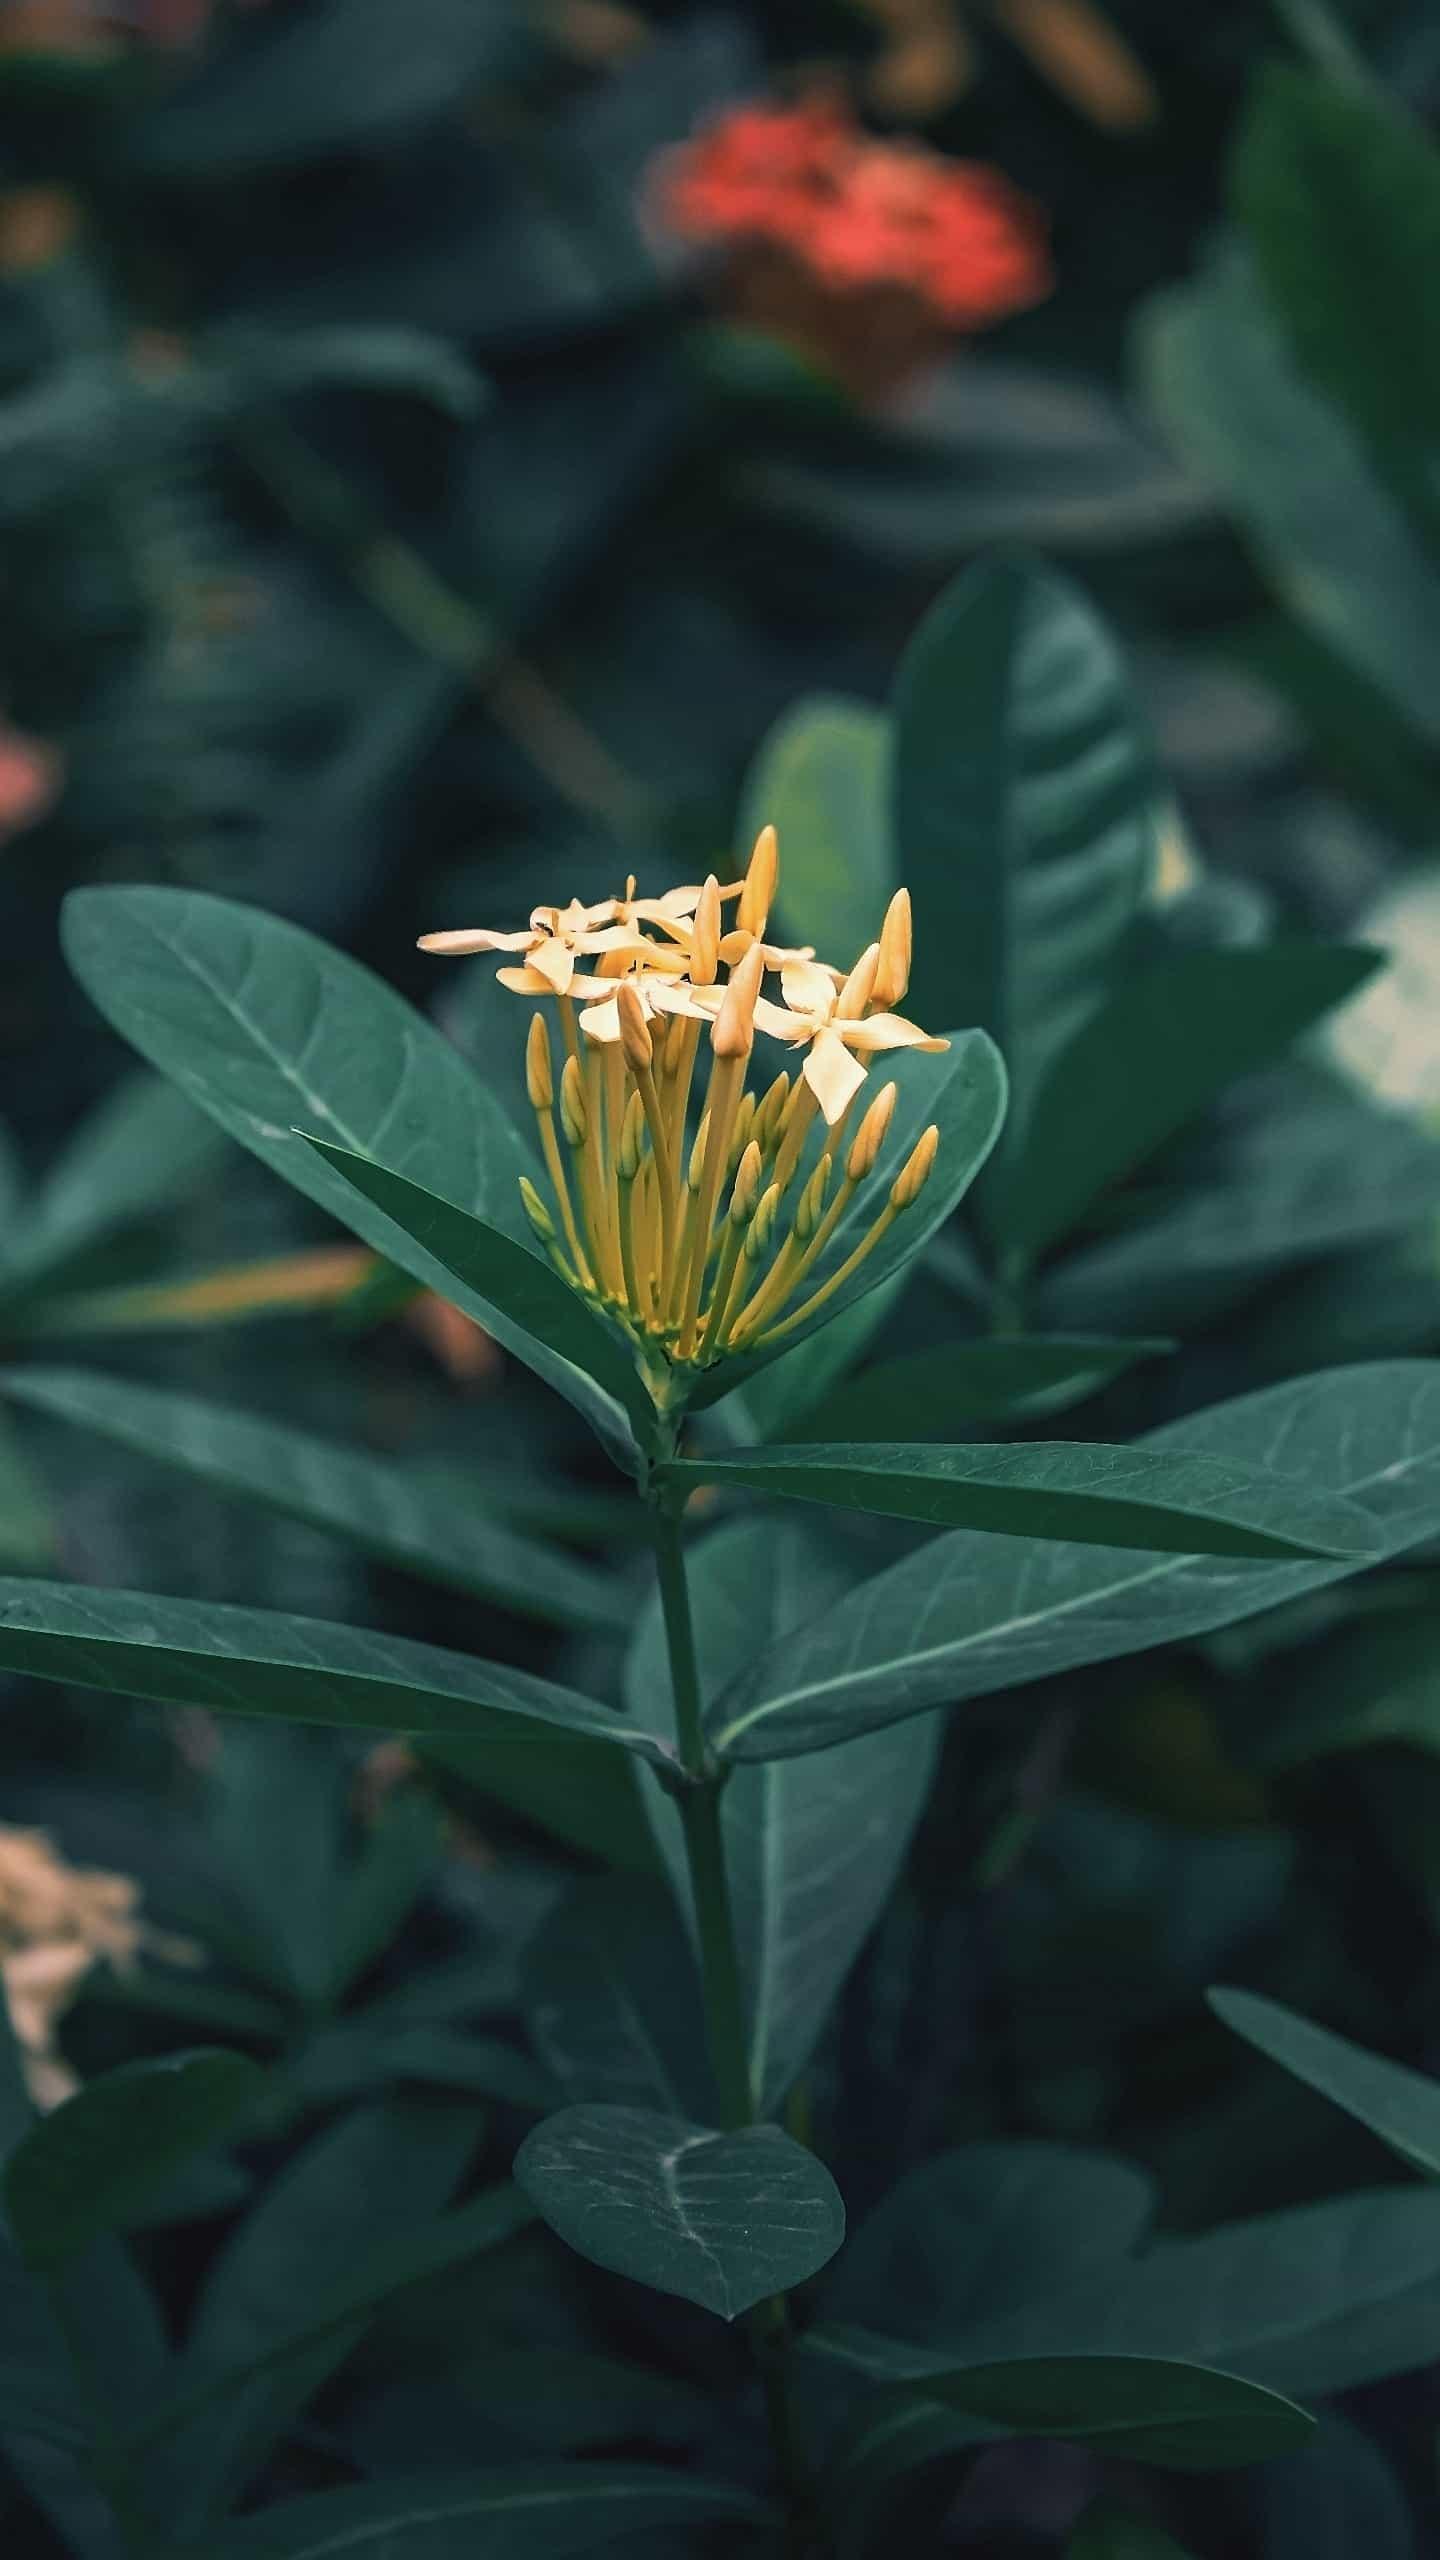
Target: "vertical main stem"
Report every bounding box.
[649,1496,816,2538]
[651,1498,751,2131]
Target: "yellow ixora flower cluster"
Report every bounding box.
[419,826,948,1375]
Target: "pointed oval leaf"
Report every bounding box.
[810,2333,1312,2468]
[5,2051,265,2269]
[198,2463,771,2559]
[842,2183,1440,2403]
[1,1368,624,1633]
[299,1135,654,1443]
[663,1440,1381,1562]
[59,888,636,1465]
[515,2103,845,2320]
[710,1363,1440,1759]
[744,693,894,965]
[1000,943,1381,1261]
[825,2141,1155,2340]
[1210,1988,1440,2179]
[522,1876,714,2119]
[0,1577,663,1759]
[891,556,1156,1109]
[791,1333,1167,1441]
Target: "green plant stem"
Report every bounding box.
[649,1498,818,2542]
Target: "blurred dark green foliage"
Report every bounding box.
[3,4,1440,2557]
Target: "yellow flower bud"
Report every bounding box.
[847,1080,898,1181]
[616,980,653,1076]
[525,1012,553,1112]
[745,1181,782,1261]
[728,1138,764,1228]
[519,1176,556,1242]
[618,1087,646,1182]
[737,823,778,940]
[793,1151,833,1244]
[711,943,763,1060]
[559,1053,588,1149]
[872,888,913,1010]
[838,941,880,1018]
[890,1123,939,1210]
[756,1071,790,1146]
[691,874,722,986]
[727,1090,757,1174]
[688,1110,711,1192]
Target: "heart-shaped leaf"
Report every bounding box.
[709,1363,1440,1760]
[0,1578,660,1758]
[515,2104,845,2319]
[1210,1987,1440,2178]
[662,1440,1380,1562]
[1,1368,624,1633]
[5,2051,265,2269]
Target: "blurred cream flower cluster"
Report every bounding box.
[0,1826,141,2110]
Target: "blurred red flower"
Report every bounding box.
[651,95,1049,337]
[0,728,60,841]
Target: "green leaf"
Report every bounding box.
[890,556,1156,1121]
[0,1070,224,1304]
[791,1333,1166,1440]
[522,1875,714,2118]
[820,2184,1440,2402]
[1232,67,1440,486]
[1042,1072,1440,1334]
[4,2052,265,2270]
[197,2464,770,2559]
[1244,1611,1440,1770]
[0,1577,661,1757]
[1139,244,1440,746]
[423,1731,659,1875]
[664,1439,1380,1561]
[732,1272,909,1444]
[59,888,636,1466]
[745,694,894,965]
[708,1362,1440,1759]
[626,1518,938,2110]
[810,2335,1312,2467]
[300,1134,654,1444]
[1000,943,1380,1260]
[515,2104,845,2319]
[824,2141,1155,2341]
[1068,2501,1198,2558]
[684,1030,1007,1414]
[327,1790,446,2003]
[1210,1987,1440,2178]
[2,1367,624,1634]
[127,2184,530,2463]
[158,2099,478,2531]
[1251,2413,1415,2560]
[0,1406,56,1571]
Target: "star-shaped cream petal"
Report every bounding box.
[420,906,655,997]
[572,970,715,1045]
[745,960,949,1123]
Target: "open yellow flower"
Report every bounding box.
[417,900,652,997]
[752,957,949,1121]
